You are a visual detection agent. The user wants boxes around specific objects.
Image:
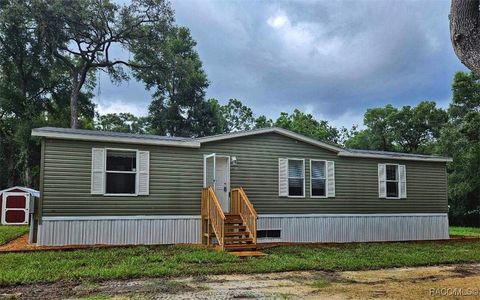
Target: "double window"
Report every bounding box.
[288,159,305,197]
[279,158,334,198]
[106,150,137,195]
[310,160,326,197]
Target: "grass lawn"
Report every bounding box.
[0,225,29,245]
[1,240,480,286]
[449,226,480,237]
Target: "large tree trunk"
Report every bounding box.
[70,90,79,129]
[70,72,80,129]
[450,0,480,75]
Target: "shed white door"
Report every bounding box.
[1,192,29,225]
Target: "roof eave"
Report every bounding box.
[337,151,453,162]
[31,130,201,148]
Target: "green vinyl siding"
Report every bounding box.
[201,133,447,214]
[40,132,448,217]
[42,139,203,216]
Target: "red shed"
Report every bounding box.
[0,186,39,225]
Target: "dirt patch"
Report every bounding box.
[0,235,95,252]
[1,264,479,299]
[0,235,126,253]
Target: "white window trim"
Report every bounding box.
[287,158,305,198]
[104,148,139,197]
[310,159,327,198]
[385,163,400,200]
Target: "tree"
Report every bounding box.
[190,99,226,137]
[0,1,95,188]
[363,105,398,151]
[32,0,174,128]
[274,109,340,143]
[390,101,448,153]
[96,113,148,134]
[255,115,273,129]
[449,0,480,75]
[438,71,480,226]
[343,105,397,151]
[137,27,211,137]
[344,102,447,153]
[221,99,255,132]
[449,72,480,122]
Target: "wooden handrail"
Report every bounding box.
[230,187,257,243]
[201,187,225,249]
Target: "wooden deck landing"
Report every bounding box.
[229,250,267,257]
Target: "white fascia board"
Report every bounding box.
[197,127,343,153]
[32,130,200,148]
[337,151,453,163]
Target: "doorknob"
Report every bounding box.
[224,186,227,192]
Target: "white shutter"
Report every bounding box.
[91,148,105,194]
[138,151,150,195]
[326,161,335,197]
[399,164,407,199]
[278,158,288,197]
[378,164,386,198]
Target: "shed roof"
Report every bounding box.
[31,127,452,162]
[0,186,40,198]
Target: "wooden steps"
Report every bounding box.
[202,187,265,257]
[223,214,257,252]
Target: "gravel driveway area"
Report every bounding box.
[1,263,479,299]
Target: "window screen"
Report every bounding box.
[311,160,326,197]
[386,165,399,198]
[288,159,304,196]
[106,150,137,194]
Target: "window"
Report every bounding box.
[311,160,326,197]
[288,159,304,197]
[257,229,281,239]
[386,164,399,198]
[106,150,137,194]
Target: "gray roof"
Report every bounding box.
[33,127,193,142]
[344,148,451,160]
[31,127,452,162]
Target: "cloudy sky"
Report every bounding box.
[97,0,466,128]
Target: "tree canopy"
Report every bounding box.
[344,102,447,154]
[437,71,480,226]
[32,0,174,128]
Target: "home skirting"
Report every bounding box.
[36,213,449,246]
[256,213,449,243]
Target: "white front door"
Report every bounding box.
[215,157,230,212]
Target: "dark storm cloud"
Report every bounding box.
[100,0,466,128]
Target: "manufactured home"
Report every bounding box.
[31,127,452,250]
